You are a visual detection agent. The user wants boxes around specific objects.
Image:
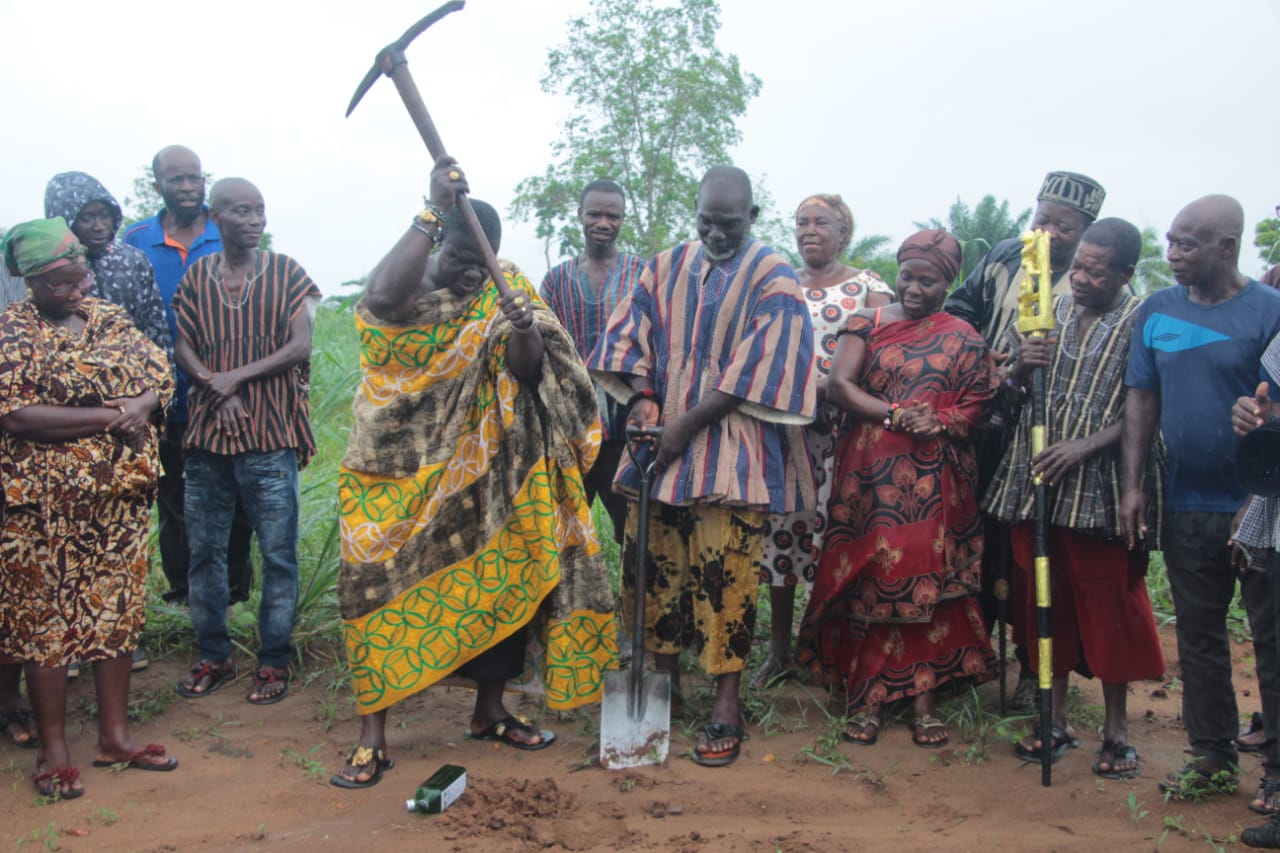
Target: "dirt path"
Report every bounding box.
[0,629,1268,851]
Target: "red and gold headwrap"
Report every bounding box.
[795,194,854,254]
[897,228,962,283]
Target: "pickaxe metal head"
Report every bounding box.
[345,0,465,118]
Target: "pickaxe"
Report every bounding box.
[346,1,514,299]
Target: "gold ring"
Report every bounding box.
[448,170,460,181]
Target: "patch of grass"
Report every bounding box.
[1160,765,1239,804]
[16,822,60,850]
[938,685,1032,766]
[279,744,328,781]
[74,685,179,724]
[1125,789,1148,823]
[795,687,853,776]
[90,806,120,826]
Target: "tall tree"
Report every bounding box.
[1255,207,1280,271]
[1133,225,1173,297]
[510,0,761,260]
[917,195,1031,281]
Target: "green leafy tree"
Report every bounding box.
[510,0,761,261]
[119,163,273,251]
[1134,226,1173,297]
[917,195,1031,281]
[1255,209,1280,271]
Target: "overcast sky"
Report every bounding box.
[2,0,1277,292]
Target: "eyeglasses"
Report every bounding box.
[30,269,94,295]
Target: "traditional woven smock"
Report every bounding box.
[761,271,893,587]
[984,293,1164,537]
[798,311,995,709]
[174,251,319,464]
[337,263,616,714]
[540,253,646,441]
[589,240,817,513]
[0,298,172,666]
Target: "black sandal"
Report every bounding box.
[1252,777,1280,816]
[468,715,556,750]
[691,722,748,767]
[1014,722,1077,763]
[329,746,394,789]
[1243,814,1280,848]
[1092,739,1140,779]
[1,708,38,749]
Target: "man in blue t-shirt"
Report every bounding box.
[122,145,253,607]
[1122,194,1280,800]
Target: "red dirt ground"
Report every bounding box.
[0,627,1269,852]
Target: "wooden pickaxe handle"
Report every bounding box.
[380,54,514,300]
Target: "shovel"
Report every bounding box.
[599,425,671,769]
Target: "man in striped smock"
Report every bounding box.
[172,178,320,707]
[539,180,645,547]
[984,218,1164,776]
[590,166,817,768]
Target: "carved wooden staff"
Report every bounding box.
[1016,229,1055,787]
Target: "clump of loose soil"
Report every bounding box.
[437,776,577,847]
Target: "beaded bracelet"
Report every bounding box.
[410,219,440,242]
[883,402,900,431]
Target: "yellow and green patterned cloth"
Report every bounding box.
[338,262,617,714]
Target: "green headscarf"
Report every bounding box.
[1,217,85,277]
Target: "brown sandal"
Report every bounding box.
[246,665,289,705]
[175,659,235,698]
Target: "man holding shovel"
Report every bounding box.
[591,166,817,767]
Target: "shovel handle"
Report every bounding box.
[624,424,662,714]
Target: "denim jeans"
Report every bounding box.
[185,449,300,668]
[159,421,255,605]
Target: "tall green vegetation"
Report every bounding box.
[510,0,761,263]
[917,195,1032,281]
[1133,226,1174,297]
[1256,208,1280,272]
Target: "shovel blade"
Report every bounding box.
[598,669,671,769]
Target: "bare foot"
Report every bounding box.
[749,655,795,690]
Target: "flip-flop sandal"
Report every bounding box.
[1092,739,1140,779]
[1,708,38,749]
[175,660,235,698]
[32,766,83,801]
[691,722,748,767]
[329,745,394,789]
[467,715,557,750]
[246,666,289,706]
[1250,777,1280,815]
[841,710,882,746]
[92,743,179,772]
[1014,723,1077,763]
[911,715,950,750]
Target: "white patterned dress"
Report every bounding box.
[759,270,893,586]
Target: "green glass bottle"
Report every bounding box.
[405,764,467,815]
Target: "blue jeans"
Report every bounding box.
[185,449,300,668]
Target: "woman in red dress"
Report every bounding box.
[796,229,996,749]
